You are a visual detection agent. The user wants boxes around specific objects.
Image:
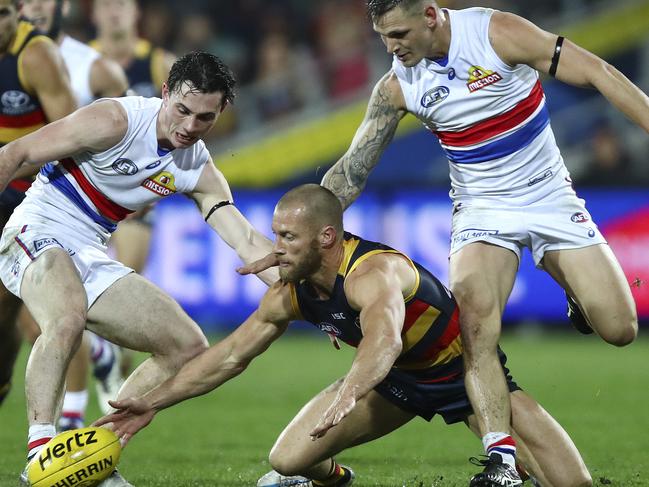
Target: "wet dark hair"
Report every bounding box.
[366,0,427,20]
[167,51,236,109]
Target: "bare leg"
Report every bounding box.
[466,390,591,486]
[450,242,519,436]
[543,245,637,346]
[269,378,414,479]
[86,273,208,403]
[109,217,152,382]
[21,249,88,425]
[17,305,40,344]
[66,333,90,392]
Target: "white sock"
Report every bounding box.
[27,424,56,460]
[482,431,517,468]
[61,390,88,417]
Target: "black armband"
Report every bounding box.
[204,200,233,221]
[549,36,564,78]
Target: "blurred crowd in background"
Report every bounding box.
[62,0,649,189]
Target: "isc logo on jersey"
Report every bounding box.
[141,171,177,196]
[466,65,502,93]
[27,427,121,487]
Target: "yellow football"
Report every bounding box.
[27,427,121,487]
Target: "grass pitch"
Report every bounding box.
[1,331,648,486]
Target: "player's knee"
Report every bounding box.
[601,318,637,347]
[268,447,305,477]
[567,471,593,487]
[452,285,500,341]
[592,302,638,346]
[171,332,209,364]
[39,312,87,350]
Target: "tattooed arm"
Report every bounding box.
[321,71,408,209]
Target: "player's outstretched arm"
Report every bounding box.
[0,100,127,191]
[191,160,279,285]
[321,72,407,210]
[310,253,416,439]
[490,11,649,133]
[95,282,295,444]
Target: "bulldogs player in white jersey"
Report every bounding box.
[21,0,131,432]
[22,0,128,106]
[0,51,278,487]
[317,1,649,485]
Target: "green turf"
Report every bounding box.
[2,331,648,486]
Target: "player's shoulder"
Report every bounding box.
[372,70,407,110]
[20,32,62,80]
[259,281,296,323]
[113,94,161,112]
[20,29,57,62]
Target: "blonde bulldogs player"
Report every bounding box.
[317,1,649,485]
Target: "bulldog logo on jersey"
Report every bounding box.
[141,171,177,196]
[466,65,502,93]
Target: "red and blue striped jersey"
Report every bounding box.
[393,8,573,208]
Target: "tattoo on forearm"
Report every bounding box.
[323,82,401,209]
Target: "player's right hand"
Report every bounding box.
[237,252,279,275]
[93,398,156,447]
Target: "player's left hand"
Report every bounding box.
[92,397,156,446]
[309,394,356,440]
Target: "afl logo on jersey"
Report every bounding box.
[1,90,33,114]
[571,212,589,223]
[317,322,341,336]
[112,158,138,175]
[421,86,450,107]
[141,171,177,196]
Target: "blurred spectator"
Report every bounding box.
[254,32,303,121]
[578,121,635,187]
[312,0,372,100]
[252,31,324,122]
[174,12,249,78]
[139,3,175,49]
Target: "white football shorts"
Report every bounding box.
[450,189,607,268]
[0,222,133,308]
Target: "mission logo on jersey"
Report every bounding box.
[466,65,502,93]
[141,171,176,196]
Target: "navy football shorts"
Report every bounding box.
[374,349,520,424]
